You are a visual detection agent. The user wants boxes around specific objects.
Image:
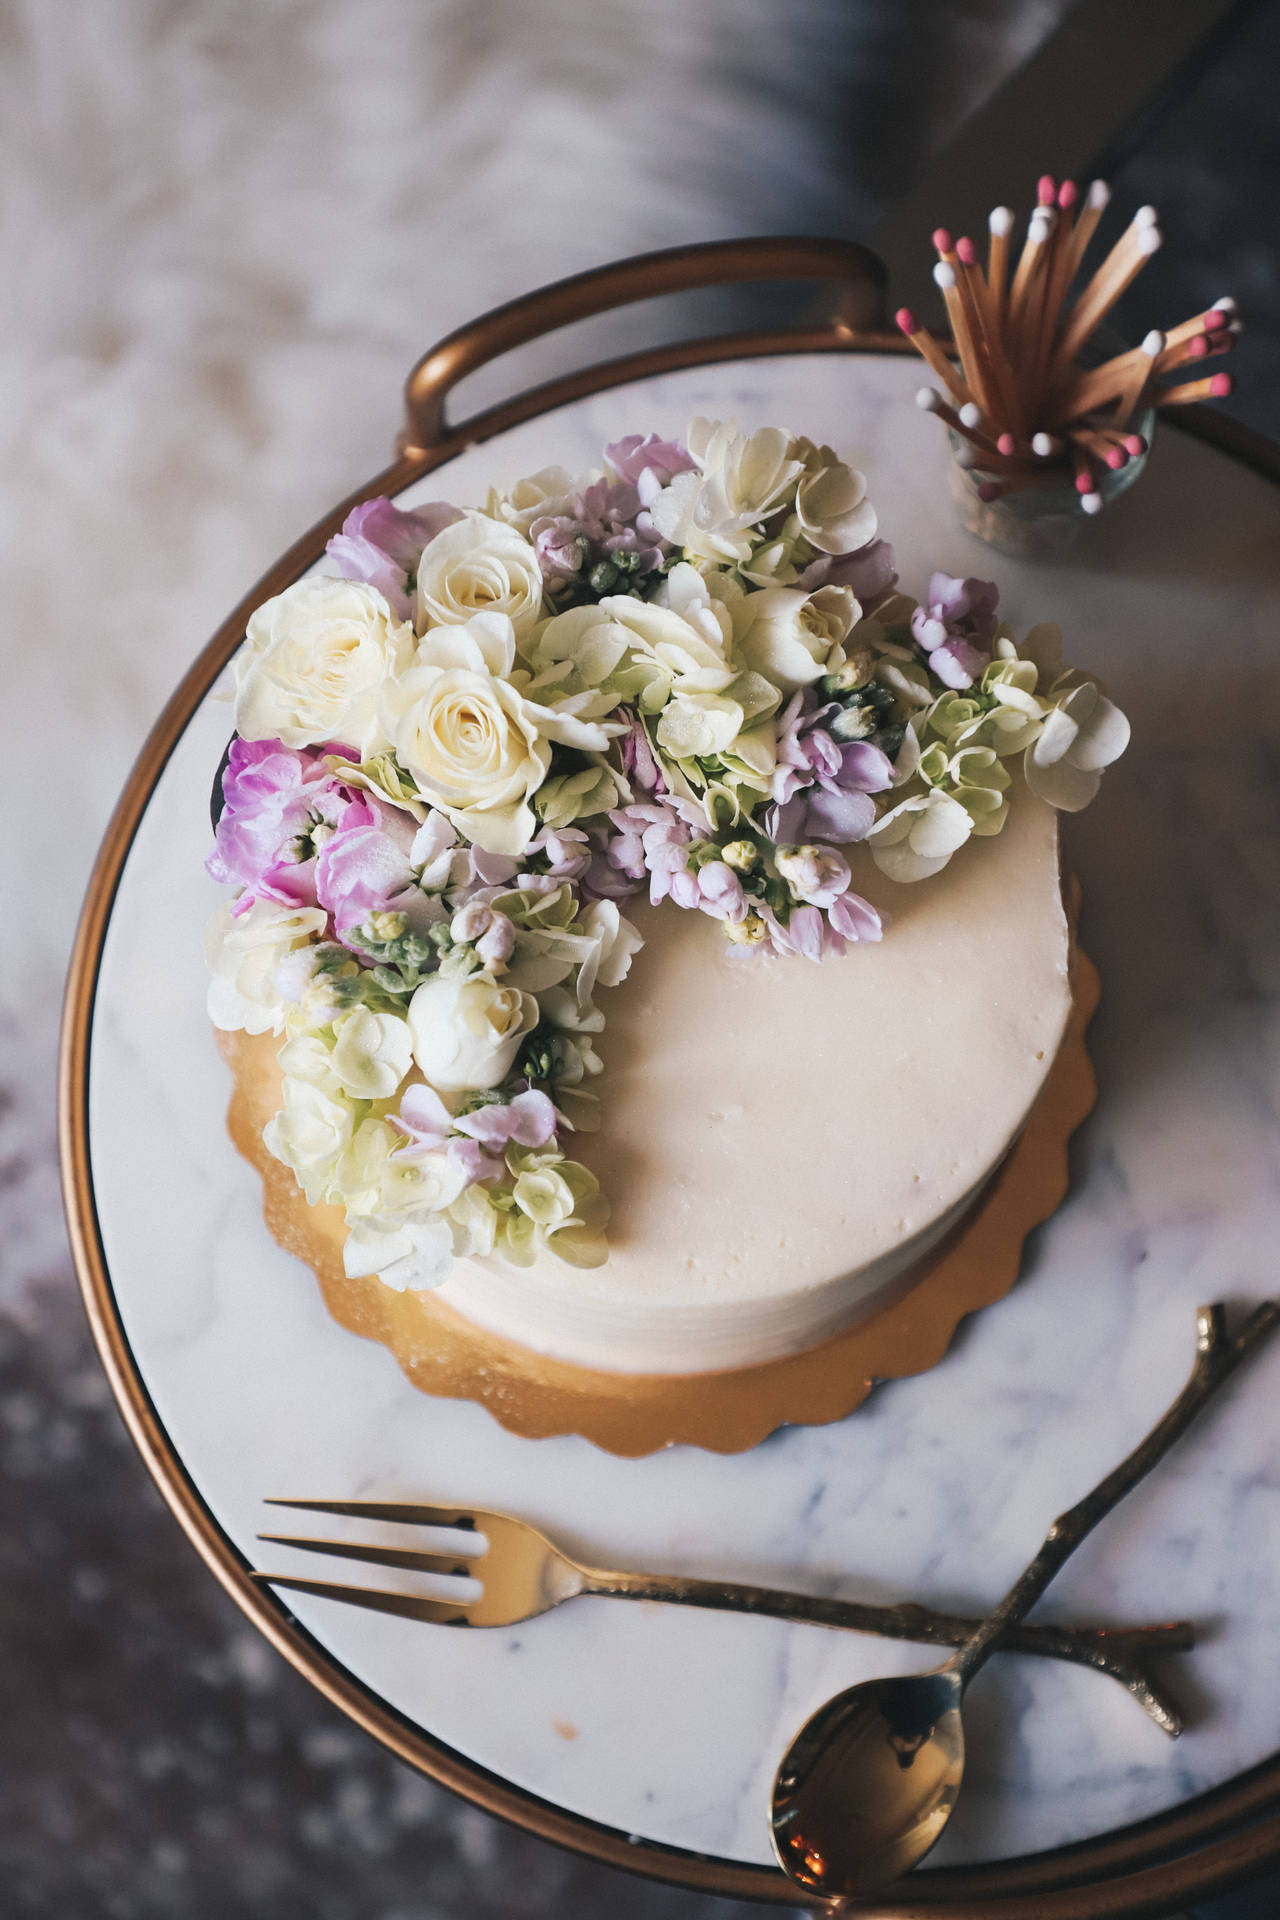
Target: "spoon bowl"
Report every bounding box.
[770,1668,965,1895]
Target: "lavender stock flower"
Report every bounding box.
[910,572,999,690]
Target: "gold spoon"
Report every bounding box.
[769,1300,1279,1900]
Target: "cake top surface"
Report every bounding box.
[203,417,1126,1298]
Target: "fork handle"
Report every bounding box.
[577,1569,1192,1733]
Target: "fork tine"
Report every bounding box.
[252,1571,472,1626]
[257,1533,481,1577]
[264,1498,480,1530]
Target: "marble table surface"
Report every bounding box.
[77,350,1280,1888]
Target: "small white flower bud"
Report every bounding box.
[725,912,767,946]
[721,839,759,873]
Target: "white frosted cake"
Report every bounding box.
[206,420,1122,1382]
[437,784,1071,1372]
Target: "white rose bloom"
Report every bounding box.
[1025,682,1130,811]
[205,899,327,1035]
[329,1007,414,1100]
[234,576,415,754]
[408,972,538,1093]
[866,788,974,883]
[647,419,805,564]
[793,444,878,555]
[262,1075,356,1205]
[733,584,858,692]
[416,510,546,641]
[381,612,618,856]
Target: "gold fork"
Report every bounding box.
[254,1498,1194,1734]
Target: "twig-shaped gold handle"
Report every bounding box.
[952,1301,1280,1690]
[581,1565,1193,1732]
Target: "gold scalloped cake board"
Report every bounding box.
[219,933,1099,1459]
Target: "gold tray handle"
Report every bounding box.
[400,235,888,458]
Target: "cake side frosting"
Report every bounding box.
[437,778,1071,1372]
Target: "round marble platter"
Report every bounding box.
[78,352,1280,1890]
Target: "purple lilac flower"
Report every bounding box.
[758,889,882,963]
[530,469,670,588]
[767,693,895,844]
[600,802,694,905]
[910,573,999,690]
[796,538,897,609]
[326,497,464,621]
[207,738,364,912]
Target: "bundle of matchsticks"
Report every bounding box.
[897,176,1240,511]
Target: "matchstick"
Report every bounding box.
[987,206,1014,328]
[1154,371,1233,407]
[896,308,971,406]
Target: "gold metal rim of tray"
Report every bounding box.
[58,237,1280,1915]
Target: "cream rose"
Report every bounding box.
[408,972,538,1094]
[380,613,616,856]
[734,584,858,692]
[415,511,546,640]
[205,899,328,1035]
[234,576,414,754]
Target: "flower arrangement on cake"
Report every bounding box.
[206,419,1127,1295]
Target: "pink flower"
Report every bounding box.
[604,434,697,505]
[314,800,420,938]
[453,1090,558,1150]
[207,737,363,912]
[325,497,464,620]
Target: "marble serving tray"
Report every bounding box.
[70,351,1280,1894]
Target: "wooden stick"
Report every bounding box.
[915,385,1003,457]
[956,234,1023,434]
[1072,437,1103,514]
[934,260,998,422]
[1163,306,1230,353]
[895,307,971,406]
[1052,329,1162,422]
[1112,330,1166,429]
[1051,219,1162,375]
[987,206,1014,330]
[1028,181,1080,414]
[1074,426,1129,471]
[1006,207,1053,357]
[1059,178,1111,291]
[1155,371,1233,407]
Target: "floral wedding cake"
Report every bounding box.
[206,420,1127,1375]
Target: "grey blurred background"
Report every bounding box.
[3,3,1277,1914]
